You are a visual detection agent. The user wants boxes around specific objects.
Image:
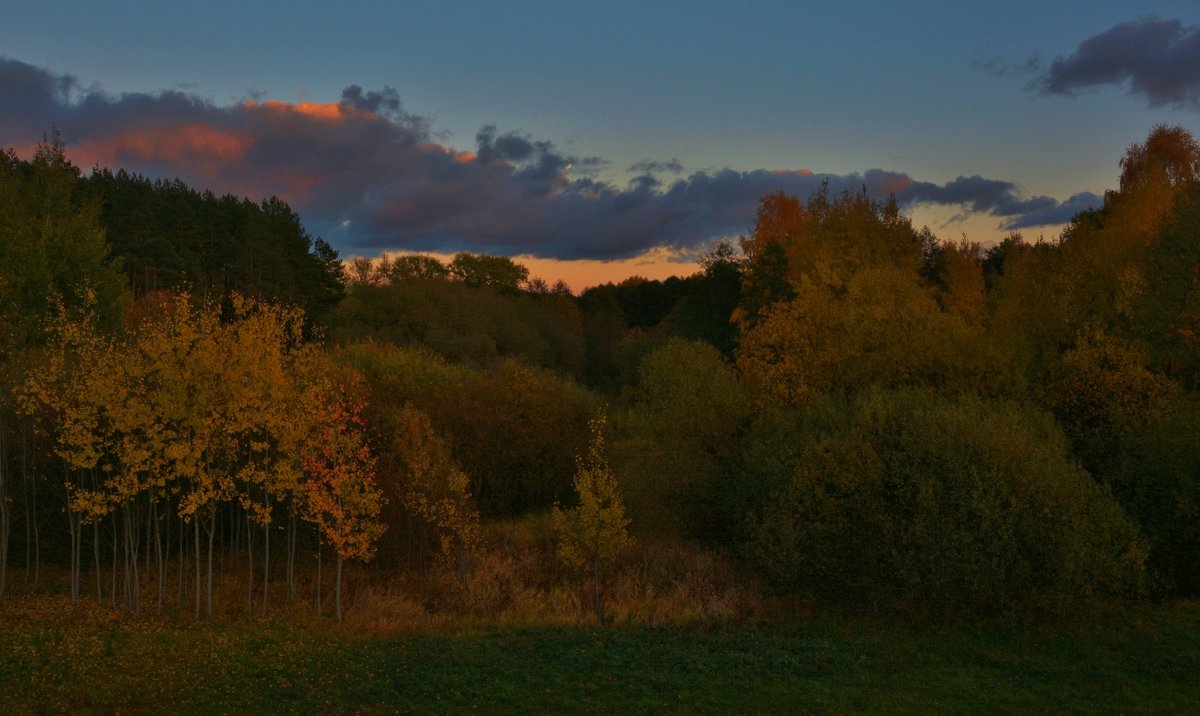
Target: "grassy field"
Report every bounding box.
[1,595,1197,714]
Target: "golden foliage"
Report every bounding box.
[553,416,633,573]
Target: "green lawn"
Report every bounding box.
[1,598,1197,714]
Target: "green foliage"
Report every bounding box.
[738,266,1014,407]
[336,342,600,517]
[380,253,451,282]
[737,185,924,307]
[448,252,530,293]
[325,278,585,377]
[370,403,480,573]
[1132,183,1200,388]
[0,136,127,353]
[554,417,633,569]
[614,338,749,541]
[82,169,344,319]
[923,239,986,328]
[1041,324,1178,475]
[660,243,743,358]
[1109,398,1200,595]
[986,237,1069,383]
[748,390,1147,614]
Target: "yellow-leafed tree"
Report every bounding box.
[553,415,632,620]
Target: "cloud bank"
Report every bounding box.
[1038,18,1200,109]
[0,57,1094,260]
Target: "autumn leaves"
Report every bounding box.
[19,293,383,619]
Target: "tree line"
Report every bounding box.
[1,125,1197,619]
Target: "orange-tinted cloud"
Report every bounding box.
[73,123,251,171]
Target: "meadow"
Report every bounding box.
[2,590,1197,714]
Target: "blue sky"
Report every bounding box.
[2,1,1198,286]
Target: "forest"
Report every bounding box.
[0,126,1199,709]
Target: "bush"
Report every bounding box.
[1111,398,1200,595]
[748,389,1146,615]
[337,342,600,518]
[612,338,749,542]
[324,279,584,378]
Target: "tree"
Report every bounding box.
[1132,183,1200,387]
[923,239,986,328]
[381,254,450,282]
[553,415,633,619]
[737,266,1011,408]
[614,338,748,541]
[376,404,479,576]
[19,291,385,620]
[448,252,529,293]
[297,357,385,621]
[0,133,127,603]
[1112,124,1200,232]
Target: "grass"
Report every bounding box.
[1,594,1197,714]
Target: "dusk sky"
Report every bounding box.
[3,1,1199,288]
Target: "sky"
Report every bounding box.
[2,1,1199,289]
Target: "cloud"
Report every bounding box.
[0,56,1099,260]
[998,191,1103,229]
[1037,18,1200,109]
[629,158,684,175]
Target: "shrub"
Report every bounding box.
[613,338,749,542]
[748,389,1146,614]
[1111,398,1200,595]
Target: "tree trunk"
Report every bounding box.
[287,510,296,602]
[144,493,152,574]
[335,553,343,622]
[155,499,163,615]
[29,441,39,591]
[246,511,253,615]
[22,424,31,585]
[193,517,201,621]
[0,430,8,604]
[315,541,322,617]
[110,520,118,609]
[93,519,102,605]
[124,503,140,617]
[73,513,83,605]
[206,511,216,618]
[177,514,185,607]
[261,502,270,617]
[67,509,79,604]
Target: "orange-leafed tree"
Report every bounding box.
[297,355,384,621]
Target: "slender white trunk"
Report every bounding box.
[206,512,216,618]
[193,517,200,621]
[261,499,270,617]
[246,511,254,614]
[335,553,343,622]
[93,519,102,605]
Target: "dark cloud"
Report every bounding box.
[1038,18,1200,109]
[339,85,418,124]
[629,158,684,175]
[999,191,1103,229]
[0,56,1100,260]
